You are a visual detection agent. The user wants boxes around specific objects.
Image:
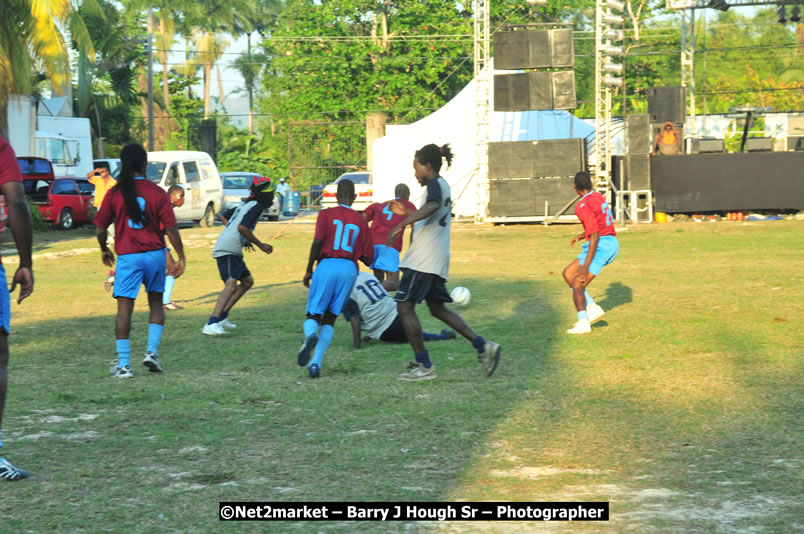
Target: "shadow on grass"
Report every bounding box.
[4,277,562,532]
[597,281,633,311]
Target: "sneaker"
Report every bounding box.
[397,363,437,382]
[143,351,164,373]
[297,334,318,367]
[587,304,606,324]
[219,318,237,329]
[309,363,321,378]
[567,318,592,335]
[441,329,457,340]
[202,322,228,336]
[0,457,29,481]
[104,270,115,292]
[478,341,501,377]
[110,365,134,379]
[163,301,183,311]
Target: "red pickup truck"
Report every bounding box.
[18,157,94,229]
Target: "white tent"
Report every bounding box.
[371,62,594,218]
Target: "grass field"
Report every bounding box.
[0,218,802,533]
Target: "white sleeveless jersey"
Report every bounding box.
[399,177,451,280]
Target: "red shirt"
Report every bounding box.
[314,205,373,266]
[94,179,177,255]
[364,198,417,251]
[0,138,23,262]
[575,191,616,240]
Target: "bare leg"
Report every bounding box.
[381,270,400,292]
[115,297,136,339]
[0,333,8,430]
[212,279,238,318]
[427,300,478,343]
[222,275,254,315]
[571,272,596,311]
[147,292,165,325]
[397,299,425,354]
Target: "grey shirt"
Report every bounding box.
[343,272,397,340]
[399,177,452,280]
[212,201,263,258]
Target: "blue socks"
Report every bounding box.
[116,339,131,368]
[310,324,333,368]
[163,276,176,305]
[0,428,3,449]
[572,288,596,308]
[415,350,432,368]
[147,324,163,355]
[422,332,448,341]
[577,310,589,320]
[472,335,486,353]
[220,311,228,321]
[208,316,219,325]
[303,318,319,339]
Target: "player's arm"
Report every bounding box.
[164,226,186,278]
[94,194,115,267]
[303,239,324,287]
[217,207,235,225]
[386,199,438,247]
[577,232,599,283]
[238,225,273,254]
[342,299,363,349]
[1,180,34,303]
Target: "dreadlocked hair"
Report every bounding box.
[115,144,148,226]
[414,143,453,174]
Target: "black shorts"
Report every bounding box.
[379,314,408,343]
[394,268,452,305]
[216,255,251,282]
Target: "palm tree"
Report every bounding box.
[191,32,231,118]
[0,0,99,138]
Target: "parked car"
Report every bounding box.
[321,171,373,211]
[146,151,223,226]
[220,172,280,221]
[19,156,94,229]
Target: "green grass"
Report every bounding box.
[1,219,802,533]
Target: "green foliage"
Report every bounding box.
[162,73,204,151]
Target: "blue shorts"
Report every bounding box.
[216,255,251,282]
[370,244,400,272]
[114,248,167,299]
[577,236,619,276]
[0,264,10,334]
[306,258,358,317]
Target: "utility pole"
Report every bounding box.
[147,8,155,151]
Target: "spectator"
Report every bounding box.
[276,178,291,213]
[652,121,683,156]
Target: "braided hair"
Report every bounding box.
[114,144,148,226]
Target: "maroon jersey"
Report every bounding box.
[314,205,373,265]
[364,198,417,251]
[94,179,177,255]
[0,138,22,262]
[575,191,616,241]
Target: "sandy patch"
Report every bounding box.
[489,466,604,479]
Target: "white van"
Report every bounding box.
[146,151,223,226]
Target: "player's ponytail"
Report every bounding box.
[115,143,147,226]
[415,143,454,174]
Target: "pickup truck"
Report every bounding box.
[19,156,94,229]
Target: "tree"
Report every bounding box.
[0,0,99,138]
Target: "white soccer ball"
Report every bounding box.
[450,286,471,306]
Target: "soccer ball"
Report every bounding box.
[450,286,471,306]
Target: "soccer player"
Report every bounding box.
[299,179,373,378]
[163,185,185,310]
[202,178,275,335]
[362,184,417,291]
[0,136,34,481]
[344,272,455,349]
[562,171,619,334]
[95,144,186,378]
[386,143,500,382]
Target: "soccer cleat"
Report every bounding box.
[297,334,318,367]
[308,364,321,379]
[478,341,501,377]
[110,365,134,379]
[202,323,228,336]
[143,351,164,373]
[397,363,437,382]
[587,304,606,324]
[567,319,592,335]
[0,458,29,481]
[441,329,457,340]
[163,302,183,311]
[103,270,115,292]
[219,318,237,329]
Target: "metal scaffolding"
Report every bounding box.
[473,0,491,223]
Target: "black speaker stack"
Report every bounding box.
[625,113,651,191]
